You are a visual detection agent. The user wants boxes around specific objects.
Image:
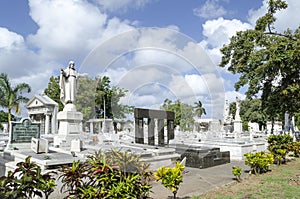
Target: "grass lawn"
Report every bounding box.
[198,157,300,199]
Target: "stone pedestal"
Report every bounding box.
[233,120,243,133]
[57,104,83,135]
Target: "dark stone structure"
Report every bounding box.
[134,108,174,146]
[172,144,230,169]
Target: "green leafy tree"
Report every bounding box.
[220,0,300,123]
[161,99,194,131]
[154,162,185,199]
[76,76,97,121]
[0,73,31,129]
[194,101,206,118]
[44,76,63,111]
[230,99,268,130]
[232,166,242,182]
[44,75,133,121]
[95,76,133,120]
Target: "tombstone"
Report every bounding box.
[31,137,49,153]
[8,118,40,149]
[70,139,83,152]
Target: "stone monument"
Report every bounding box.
[56,61,84,146]
[233,97,243,133]
[7,118,40,149]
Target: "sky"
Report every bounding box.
[0,0,299,119]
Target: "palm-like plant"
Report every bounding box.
[0,73,31,129]
[194,100,206,118]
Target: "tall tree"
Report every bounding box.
[194,101,206,118]
[76,76,97,121]
[44,76,63,111]
[94,76,133,119]
[230,99,269,130]
[44,75,132,120]
[220,0,300,121]
[0,73,31,128]
[161,98,194,131]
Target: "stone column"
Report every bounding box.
[167,120,174,144]
[158,119,164,146]
[148,118,155,145]
[45,114,50,135]
[135,118,144,144]
[90,122,94,134]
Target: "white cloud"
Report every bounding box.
[0,28,24,48]
[193,0,227,19]
[202,17,252,49]
[248,0,300,32]
[27,0,133,62]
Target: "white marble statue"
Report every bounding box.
[59,61,81,105]
[235,97,241,121]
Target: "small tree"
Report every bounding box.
[154,162,185,199]
[232,166,243,182]
[0,73,31,129]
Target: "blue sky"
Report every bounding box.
[0,0,299,119]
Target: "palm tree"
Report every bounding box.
[194,100,206,118]
[0,73,31,129]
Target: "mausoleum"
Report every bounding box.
[26,94,58,135]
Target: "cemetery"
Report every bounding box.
[0,1,300,197]
[0,62,298,198]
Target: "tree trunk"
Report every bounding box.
[7,108,11,131]
[173,190,177,199]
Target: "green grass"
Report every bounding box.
[199,157,300,199]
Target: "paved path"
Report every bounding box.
[149,161,249,199]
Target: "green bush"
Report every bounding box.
[244,152,274,175]
[154,162,185,199]
[268,134,293,164]
[232,166,242,182]
[291,141,300,157]
[59,149,152,199]
[0,156,56,199]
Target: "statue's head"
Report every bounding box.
[69,60,75,69]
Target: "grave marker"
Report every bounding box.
[8,118,40,149]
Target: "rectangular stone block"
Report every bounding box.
[31,138,49,154]
[70,139,82,152]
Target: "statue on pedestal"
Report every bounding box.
[59,61,80,105]
[235,97,241,121]
[56,61,84,137]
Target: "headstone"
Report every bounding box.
[31,137,49,153]
[70,139,82,152]
[8,118,40,149]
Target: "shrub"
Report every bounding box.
[154,162,185,199]
[232,166,242,182]
[244,152,274,175]
[0,156,56,199]
[289,141,300,157]
[268,134,293,164]
[59,149,152,199]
